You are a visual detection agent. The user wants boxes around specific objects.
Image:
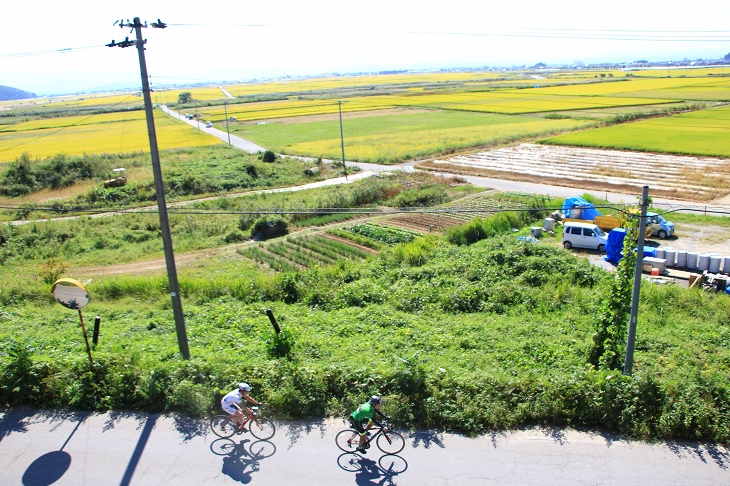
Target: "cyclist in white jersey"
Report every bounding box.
[220,382,261,432]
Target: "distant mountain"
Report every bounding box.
[0,85,37,101]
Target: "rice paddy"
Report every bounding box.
[197,98,395,123]
[0,109,222,163]
[541,105,730,158]
[2,67,730,165]
[232,110,595,163]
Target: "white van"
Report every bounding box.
[205,121,213,128]
[562,222,608,251]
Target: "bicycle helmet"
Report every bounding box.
[238,383,251,393]
[369,395,382,405]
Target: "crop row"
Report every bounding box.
[292,235,369,260]
[348,223,421,245]
[381,214,462,233]
[239,235,370,272]
[325,229,386,250]
[238,245,298,272]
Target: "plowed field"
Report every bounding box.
[380,213,462,233]
[422,143,730,202]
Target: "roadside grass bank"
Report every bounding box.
[2,232,729,442]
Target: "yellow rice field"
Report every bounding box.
[157,87,230,102]
[0,110,221,163]
[348,91,676,114]
[197,98,395,122]
[534,77,730,99]
[221,72,514,97]
[2,111,148,132]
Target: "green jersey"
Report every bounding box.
[351,403,374,422]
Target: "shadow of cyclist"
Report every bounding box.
[355,457,385,485]
[219,439,257,484]
[337,453,407,486]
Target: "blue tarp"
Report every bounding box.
[604,229,658,265]
[562,196,602,220]
[604,228,625,265]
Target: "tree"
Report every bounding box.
[177,92,193,104]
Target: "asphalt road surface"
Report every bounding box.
[1,408,728,485]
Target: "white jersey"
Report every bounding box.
[221,389,243,413]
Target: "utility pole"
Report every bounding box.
[338,100,348,181]
[108,17,191,360]
[624,185,649,375]
[224,101,231,146]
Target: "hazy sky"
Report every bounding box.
[3,0,730,95]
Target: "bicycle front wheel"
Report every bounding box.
[376,430,405,454]
[249,417,276,440]
[211,415,236,439]
[335,429,361,453]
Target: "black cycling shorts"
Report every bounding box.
[349,416,367,435]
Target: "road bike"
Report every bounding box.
[335,419,405,455]
[210,406,276,440]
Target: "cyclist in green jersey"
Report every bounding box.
[349,396,390,454]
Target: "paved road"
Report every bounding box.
[161,106,267,153]
[1,408,728,485]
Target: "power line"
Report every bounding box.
[0,45,104,59]
[3,203,730,217]
[2,24,729,62]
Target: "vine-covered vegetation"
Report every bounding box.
[2,230,729,442]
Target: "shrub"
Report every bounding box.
[262,150,276,163]
[250,217,288,239]
[222,230,247,244]
[445,213,520,245]
[39,257,69,285]
[266,327,295,359]
[245,164,258,178]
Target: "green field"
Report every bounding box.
[541,105,730,157]
[231,111,596,163]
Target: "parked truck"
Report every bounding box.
[563,212,674,238]
[561,196,674,239]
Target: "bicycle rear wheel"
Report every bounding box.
[376,430,405,454]
[335,429,361,453]
[249,417,276,440]
[211,415,236,439]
